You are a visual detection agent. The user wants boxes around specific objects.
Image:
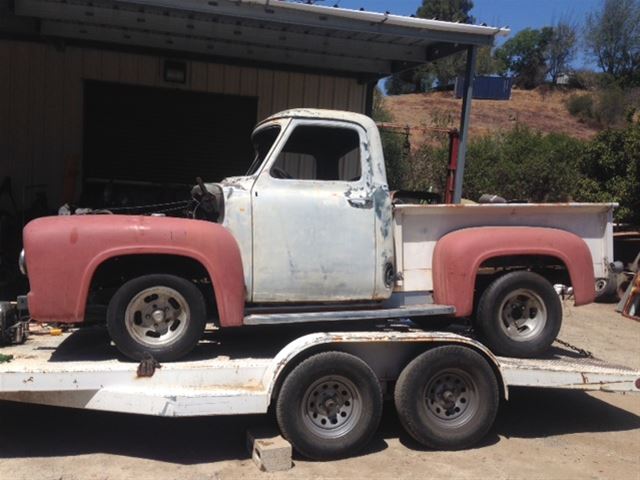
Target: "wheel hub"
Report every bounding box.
[424,369,478,427]
[125,286,190,346]
[151,309,166,323]
[302,376,361,439]
[499,288,548,341]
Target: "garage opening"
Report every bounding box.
[82,81,258,209]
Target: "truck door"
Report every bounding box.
[251,119,376,302]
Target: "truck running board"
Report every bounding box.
[243,303,455,326]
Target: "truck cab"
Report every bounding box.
[214,109,394,304]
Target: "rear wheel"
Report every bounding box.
[476,271,561,358]
[106,274,207,361]
[394,346,499,450]
[276,351,383,460]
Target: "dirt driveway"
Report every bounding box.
[0,302,638,480]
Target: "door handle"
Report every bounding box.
[347,197,373,208]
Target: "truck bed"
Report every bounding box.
[393,202,616,292]
[0,326,637,417]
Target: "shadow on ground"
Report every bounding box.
[0,388,637,465]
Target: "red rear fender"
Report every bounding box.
[432,226,595,317]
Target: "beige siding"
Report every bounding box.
[0,39,368,210]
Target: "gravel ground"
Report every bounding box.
[0,302,638,480]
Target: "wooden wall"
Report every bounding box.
[0,39,368,211]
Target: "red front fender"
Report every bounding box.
[24,215,246,327]
[432,226,596,317]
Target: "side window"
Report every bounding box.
[271,125,362,181]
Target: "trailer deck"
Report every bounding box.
[0,326,638,418]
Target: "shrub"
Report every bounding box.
[594,86,627,126]
[371,88,409,190]
[575,119,640,225]
[402,139,450,193]
[567,70,613,89]
[462,125,584,202]
[566,93,594,119]
[565,86,632,127]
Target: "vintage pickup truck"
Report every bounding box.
[20,109,615,361]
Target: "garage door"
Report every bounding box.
[83,81,257,206]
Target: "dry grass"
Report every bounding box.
[384,87,602,145]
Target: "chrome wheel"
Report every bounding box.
[124,286,190,346]
[424,369,478,428]
[302,375,362,439]
[498,288,547,342]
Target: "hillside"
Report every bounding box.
[384,88,601,144]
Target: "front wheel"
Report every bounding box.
[276,351,383,460]
[476,271,562,358]
[106,274,207,361]
[394,346,499,450]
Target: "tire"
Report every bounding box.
[595,275,618,303]
[276,351,383,460]
[394,346,499,450]
[106,274,207,362]
[476,271,561,358]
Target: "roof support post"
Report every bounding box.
[452,45,477,204]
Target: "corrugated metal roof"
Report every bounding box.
[13,0,509,75]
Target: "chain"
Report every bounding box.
[146,203,191,215]
[554,338,593,358]
[106,200,191,212]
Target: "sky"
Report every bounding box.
[331,0,603,69]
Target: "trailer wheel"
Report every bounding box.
[476,271,561,358]
[107,274,206,361]
[394,346,499,450]
[276,351,383,460]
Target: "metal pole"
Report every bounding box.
[452,45,477,204]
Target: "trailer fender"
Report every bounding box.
[263,331,509,402]
[432,226,595,317]
[23,215,246,327]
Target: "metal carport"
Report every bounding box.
[13,0,509,203]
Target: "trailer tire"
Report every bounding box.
[107,274,207,362]
[276,351,383,460]
[476,271,561,358]
[394,346,499,450]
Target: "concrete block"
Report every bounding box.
[246,428,293,472]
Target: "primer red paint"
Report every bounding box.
[23,215,245,327]
[432,226,596,317]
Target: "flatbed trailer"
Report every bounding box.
[0,325,638,460]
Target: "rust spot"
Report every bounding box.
[69,228,79,244]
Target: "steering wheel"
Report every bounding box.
[271,166,293,180]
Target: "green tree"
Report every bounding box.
[386,0,476,94]
[495,28,553,89]
[585,0,640,84]
[575,118,640,224]
[546,20,578,84]
[416,0,474,22]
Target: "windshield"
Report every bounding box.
[246,125,281,176]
